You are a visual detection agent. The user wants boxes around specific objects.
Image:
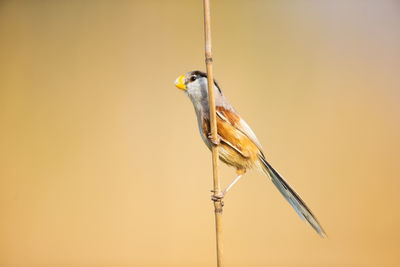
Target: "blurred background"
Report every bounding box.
[1,0,400,266]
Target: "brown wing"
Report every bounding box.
[216,106,264,154]
[202,107,261,169]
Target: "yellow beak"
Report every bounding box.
[174,75,186,90]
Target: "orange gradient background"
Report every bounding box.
[1,1,400,266]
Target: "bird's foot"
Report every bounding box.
[207,133,220,146]
[211,190,225,203]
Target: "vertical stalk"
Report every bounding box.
[203,0,223,266]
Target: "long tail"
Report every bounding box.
[259,155,326,237]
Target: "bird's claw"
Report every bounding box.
[207,133,220,146]
[211,190,225,203]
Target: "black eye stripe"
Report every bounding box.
[189,71,222,94]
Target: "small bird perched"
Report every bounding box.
[174,70,326,237]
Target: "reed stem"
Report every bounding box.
[203,1,223,266]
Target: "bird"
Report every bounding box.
[174,70,326,237]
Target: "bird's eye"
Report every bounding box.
[190,75,197,82]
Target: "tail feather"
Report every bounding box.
[259,155,326,237]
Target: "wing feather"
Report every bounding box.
[216,107,264,154]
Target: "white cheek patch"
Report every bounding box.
[187,87,202,102]
[187,80,207,101]
[199,79,209,93]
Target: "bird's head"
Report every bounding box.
[174,70,221,103]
